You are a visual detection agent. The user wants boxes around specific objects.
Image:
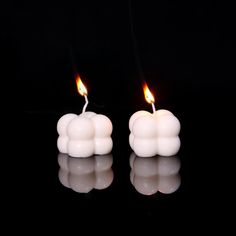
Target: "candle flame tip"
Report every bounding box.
[143,83,155,104]
[76,76,88,96]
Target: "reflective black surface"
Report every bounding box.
[15,107,229,215]
[10,89,233,227]
[58,153,114,193]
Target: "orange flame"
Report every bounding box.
[143,83,155,104]
[76,75,88,96]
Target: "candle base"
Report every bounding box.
[57,112,113,158]
[129,109,181,157]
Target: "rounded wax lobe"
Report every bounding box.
[57,113,77,135]
[154,109,173,117]
[129,110,150,131]
[156,137,180,156]
[132,116,157,138]
[57,136,69,153]
[155,114,181,137]
[133,138,157,157]
[79,111,97,119]
[129,133,135,149]
[91,114,113,137]
[68,140,94,158]
[67,117,95,140]
[94,137,113,155]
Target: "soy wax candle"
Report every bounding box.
[57,76,113,158]
[129,83,181,157]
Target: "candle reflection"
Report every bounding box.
[129,153,181,195]
[58,153,113,193]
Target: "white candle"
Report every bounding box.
[57,76,113,158]
[129,153,181,195]
[58,153,113,193]
[129,83,181,157]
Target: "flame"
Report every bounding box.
[76,75,88,96]
[143,83,155,104]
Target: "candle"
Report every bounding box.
[129,152,181,195]
[57,76,113,158]
[58,153,113,193]
[129,83,181,157]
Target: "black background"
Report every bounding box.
[1,0,235,227]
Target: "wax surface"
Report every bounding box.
[58,153,113,193]
[130,153,181,195]
[57,112,113,157]
[129,109,181,157]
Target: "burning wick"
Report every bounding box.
[83,95,88,113]
[143,83,156,113]
[151,103,156,113]
[76,76,88,113]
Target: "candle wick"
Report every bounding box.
[82,95,89,113]
[151,103,156,113]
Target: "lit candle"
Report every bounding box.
[129,152,181,195]
[57,75,113,158]
[129,83,181,157]
[58,153,113,193]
